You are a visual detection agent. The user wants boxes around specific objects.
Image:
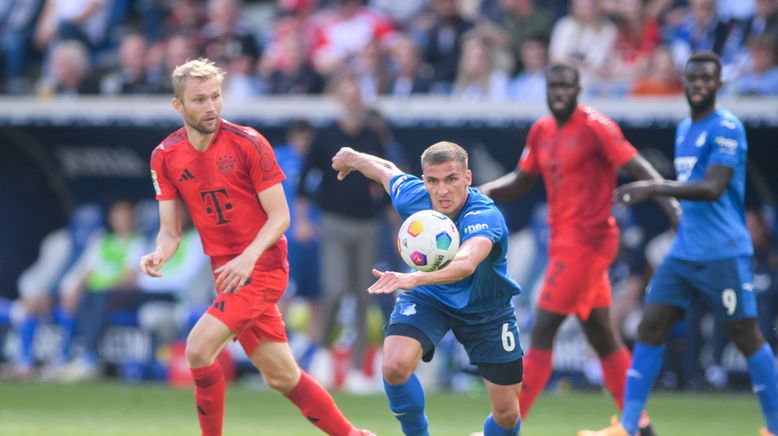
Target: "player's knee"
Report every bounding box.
[185,336,216,368]
[636,317,666,345]
[263,370,299,392]
[492,406,520,429]
[382,358,413,385]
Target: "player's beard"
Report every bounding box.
[186,113,218,134]
[685,90,715,114]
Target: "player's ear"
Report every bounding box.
[465,169,472,186]
[172,98,183,114]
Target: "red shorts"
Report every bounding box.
[536,238,619,320]
[207,255,289,356]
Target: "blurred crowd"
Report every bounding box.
[2,0,778,99]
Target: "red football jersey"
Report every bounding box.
[150,119,288,267]
[519,105,637,247]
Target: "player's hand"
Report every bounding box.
[332,147,358,181]
[615,181,657,206]
[294,218,317,243]
[214,252,255,293]
[139,251,166,277]
[368,268,417,294]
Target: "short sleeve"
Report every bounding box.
[708,118,744,169]
[518,123,541,173]
[460,206,504,244]
[589,114,637,167]
[150,145,177,201]
[244,130,287,192]
[389,174,431,219]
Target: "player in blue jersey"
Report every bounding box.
[579,51,778,436]
[332,142,524,436]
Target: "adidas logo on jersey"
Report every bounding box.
[178,169,195,182]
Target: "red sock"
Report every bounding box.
[519,348,553,419]
[285,371,354,435]
[191,363,226,436]
[600,346,631,410]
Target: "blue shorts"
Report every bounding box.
[386,291,523,365]
[646,256,756,321]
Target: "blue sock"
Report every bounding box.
[622,342,665,435]
[18,315,39,366]
[53,308,75,362]
[383,374,429,436]
[747,344,778,434]
[484,413,521,436]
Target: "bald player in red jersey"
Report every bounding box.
[139,58,373,436]
[480,62,679,435]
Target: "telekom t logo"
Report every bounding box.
[200,189,232,224]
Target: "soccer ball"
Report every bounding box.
[397,210,460,272]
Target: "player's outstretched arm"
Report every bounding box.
[139,200,182,278]
[617,164,734,206]
[621,154,681,227]
[368,236,493,294]
[478,169,537,201]
[331,146,403,194]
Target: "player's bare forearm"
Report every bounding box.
[155,228,182,263]
[479,170,536,201]
[622,154,681,224]
[618,165,733,205]
[332,147,402,194]
[242,212,290,263]
[413,236,492,286]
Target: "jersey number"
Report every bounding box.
[501,323,516,352]
[722,288,737,316]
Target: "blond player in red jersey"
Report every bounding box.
[138,58,373,436]
[480,61,679,436]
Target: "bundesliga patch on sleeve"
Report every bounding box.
[151,169,161,195]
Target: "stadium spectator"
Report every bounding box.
[507,34,548,101]
[451,33,510,101]
[7,204,102,379]
[669,0,728,68]
[496,0,555,73]
[54,199,144,381]
[417,0,474,93]
[273,119,323,370]
[352,39,393,102]
[1,0,43,95]
[310,0,394,77]
[580,51,778,436]
[728,36,778,96]
[629,45,683,95]
[296,74,388,391]
[100,32,155,95]
[331,141,524,435]
[549,0,618,87]
[202,0,262,100]
[34,0,111,52]
[141,58,374,436]
[37,40,100,97]
[480,61,678,433]
[261,32,324,95]
[386,35,434,98]
[597,0,662,96]
[162,0,206,43]
[146,34,199,95]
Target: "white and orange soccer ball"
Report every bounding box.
[397,210,460,272]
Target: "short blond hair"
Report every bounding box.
[171,58,225,99]
[421,141,469,169]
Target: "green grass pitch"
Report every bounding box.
[0,381,764,435]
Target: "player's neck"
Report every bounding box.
[185,126,216,152]
[690,104,716,122]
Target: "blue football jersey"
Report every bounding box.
[389,174,521,313]
[668,108,753,260]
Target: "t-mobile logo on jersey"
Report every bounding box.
[200,189,232,225]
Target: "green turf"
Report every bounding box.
[0,380,764,435]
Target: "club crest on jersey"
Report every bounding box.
[218,155,236,175]
[695,131,707,148]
